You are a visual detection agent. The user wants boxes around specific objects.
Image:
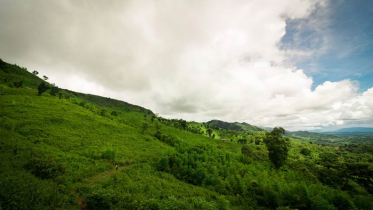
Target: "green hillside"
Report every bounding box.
[1,60,373,209]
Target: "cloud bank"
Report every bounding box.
[0,0,372,130]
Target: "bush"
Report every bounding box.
[0,171,63,209]
[13,81,23,88]
[37,82,50,96]
[300,148,311,156]
[101,148,116,162]
[154,132,180,146]
[25,151,66,180]
[241,145,254,157]
[50,86,59,96]
[111,111,118,116]
[86,188,116,210]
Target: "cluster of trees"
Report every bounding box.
[156,141,372,209]
[154,127,373,209]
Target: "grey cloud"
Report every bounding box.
[2,0,372,130]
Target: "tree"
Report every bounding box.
[179,120,187,129]
[207,128,213,137]
[32,70,39,76]
[43,75,48,81]
[50,86,59,96]
[37,82,50,96]
[238,139,247,144]
[263,127,289,170]
[155,121,162,131]
[13,81,23,88]
[241,145,254,157]
[300,148,311,156]
[318,152,338,169]
[141,122,148,134]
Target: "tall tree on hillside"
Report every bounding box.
[37,82,50,96]
[264,127,289,170]
[32,70,39,76]
[179,120,187,129]
[43,75,48,81]
[141,122,149,134]
[207,128,213,137]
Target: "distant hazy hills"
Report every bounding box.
[334,127,373,132]
[307,127,373,137]
[310,127,373,133]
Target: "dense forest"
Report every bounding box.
[1,59,373,209]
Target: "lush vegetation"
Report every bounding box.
[1,59,373,209]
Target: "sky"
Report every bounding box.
[0,0,372,131]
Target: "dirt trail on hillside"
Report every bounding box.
[73,164,134,210]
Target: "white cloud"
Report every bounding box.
[1,0,372,130]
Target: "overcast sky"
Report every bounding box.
[1,0,372,131]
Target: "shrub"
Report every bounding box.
[101,148,116,162]
[25,151,66,180]
[300,148,311,156]
[241,145,254,157]
[37,82,50,96]
[13,81,23,88]
[50,86,60,96]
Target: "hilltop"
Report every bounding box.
[207,120,263,132]
[1,59,373,210]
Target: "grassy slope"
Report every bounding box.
[0,61,241,209]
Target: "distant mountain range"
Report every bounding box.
[308,127,373,136]
[309,127,373,132]
[334,127,373,132]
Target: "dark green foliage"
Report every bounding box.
[66,89,153,114]
[154,131,180,146]
[37,81,50,96]
[86,188,116,210]
[207,120,263,132]
[207,128,213,137]
[300,147,311,156]
[100,109,107,116]
[50,85,59,96]
[25,150,66,180]
[345,162,373,193]
[141,122,148,134]
[0,171,64,209]
[0,58,5,67]
[13,80,23,88]
[318,152,338,169]
[111,110,118,116]
[101,148,116,162]
[238,139,247,144]
[241,144,253,157]
[179,119,187,129]
[264,127,289,170]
